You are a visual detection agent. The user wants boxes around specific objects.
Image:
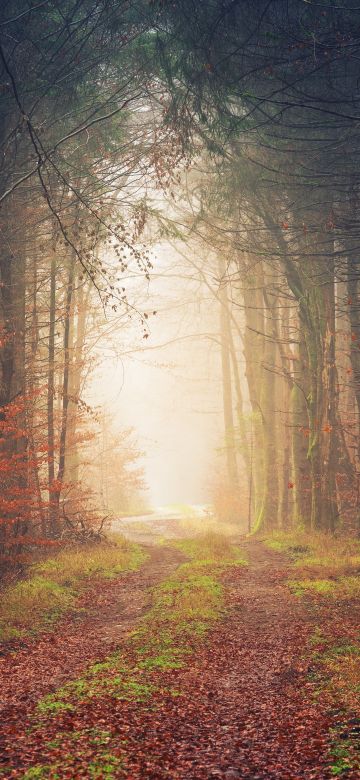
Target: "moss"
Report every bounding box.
[289,578,335,597]
[23,767,60,779]
[21,750,124,780]
[36,696,75,715]
[88,753,124,778]
[329,741,353,776]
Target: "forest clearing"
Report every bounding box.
[1,1,360,778]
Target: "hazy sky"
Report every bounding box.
[88,244,224,507]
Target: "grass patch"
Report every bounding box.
[88,753,124,779]
[36,658,156,715]
[23,768,60,779]
[264,530,360,576]
[310,635,360,716]
[0,537,146,644]
[289,578,336,597]
[178,512,240,539]
[329,738,355,776]
[174,529,246,565]
[21,748,124,780]
[308,632,360,775]
[33,537,146,583]
[289,576,360,600]
[0,578,75,642]
[328,719,360,776]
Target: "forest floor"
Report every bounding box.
[0,537,358,779]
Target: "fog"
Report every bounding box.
[88,243,224,508]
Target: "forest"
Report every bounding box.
[0,1,359,779]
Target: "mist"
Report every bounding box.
[88,243,225,507]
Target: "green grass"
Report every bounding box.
[0,578,75,642]
[289,576,360,600]
[33,537,146,583]
[264,530,360,575]
[21,748,124,780]
[264,531,360,601]
[289,578,336,597]
[329,739,354,776]
[314,640,360,715]
[0,537,147,644]
[306,628,360,774]
[36,658,156,715]
[174,529,247,566]
[22,768,59,780]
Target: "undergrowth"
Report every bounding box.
[174,529,246,564]
[309,631,360,776]
[264,530,360,577]
[178,511,240,539]
[0,537,146,644]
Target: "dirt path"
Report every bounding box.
[0,539,354,779]
[0,545,184,728]
[111,539,335,780]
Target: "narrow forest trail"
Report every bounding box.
[0,539,355,779]
[105,539,334,780]
[0,546,185,747]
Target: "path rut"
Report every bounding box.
[0,545,184,726]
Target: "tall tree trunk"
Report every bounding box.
[255,283,279,532]
[228,321,250,474]
[291,332,312,529]
[27,250,46,535]
[52,256,75,525]
[218,258,239,493]
[242,266,266,527]
[47,249,57,534]
[66,279,90,487]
